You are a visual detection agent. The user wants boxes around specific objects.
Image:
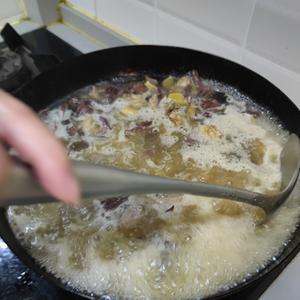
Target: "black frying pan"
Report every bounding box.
[0,45,299,299]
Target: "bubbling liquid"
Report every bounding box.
[8,71,300,300]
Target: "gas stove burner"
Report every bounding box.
[0,48,31,92]
[0,48,22,81]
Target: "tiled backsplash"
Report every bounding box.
[67,0,96,17]
[156,0,257,45]
[156,9,241,62]
[67,0,300,69]
[96,0,156,43]
[247,0,300,74]
[0,0,22,21]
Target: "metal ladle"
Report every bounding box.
[2,134,300,214]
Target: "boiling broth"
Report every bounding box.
[8,71,300,299]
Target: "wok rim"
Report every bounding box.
[0,44,300,299]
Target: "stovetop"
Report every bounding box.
[0,27,298,300]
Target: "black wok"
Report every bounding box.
[0,45,299,299]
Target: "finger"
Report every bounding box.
[0,90,80,204]
[0,143,11,188]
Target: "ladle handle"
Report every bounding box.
[1,159,263,208]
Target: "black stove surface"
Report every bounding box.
[0,27,298,300]
[0,26,81,94]
[0,27,81,62]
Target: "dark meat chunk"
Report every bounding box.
[185,137,198,146]
[212,92,227,104]
[121,81,146,95]
[99,116,112,130]
[105,86,119,101]
[136,120,152,129]
[63,98,94,115]
[131,82,146,94]
[61,119,70,125]
[191,70,203,87]
[157,87,166,100]
[190,70,211,96]
[76,100,93,115]
[63,97,80,112]
[201,99,222,110]
[165,103,177,115]
[165,205,174,212]
[101,197,128,210]
[182,84,192,98]
[90,85,122,103]
[78,128,84,136]
[67,126,77,136]
[202,111,212,118]
[69,141,89,151]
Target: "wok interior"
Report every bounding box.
[0,46,300,298]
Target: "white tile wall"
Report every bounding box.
[67,0,96,16]
[247,0,300,74]
[138,0,154,5]
[156,10,241,63]
[69,0,300,74]
[0,0,22,20]
[157,0,257,45]
[93,0,300,99]
[96,0,155,43]
[61,0,300,106]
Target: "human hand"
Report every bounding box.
[0,89,80,204]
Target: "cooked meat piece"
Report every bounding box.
[77,100,93,115]
[99,116,112,130]
[190,70,211,95]
[101,197,128,210]
[131,82,147,94]
[105,86,120,101]
[212,92,227,104]
[201,99,222,110]
[66,126,77,136]
[61,119,70,125]
[69,140,89,151]
[136,120,152,129]
[63,97,80,112]
[165,205,174,212]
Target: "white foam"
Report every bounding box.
[8,188,300,300]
